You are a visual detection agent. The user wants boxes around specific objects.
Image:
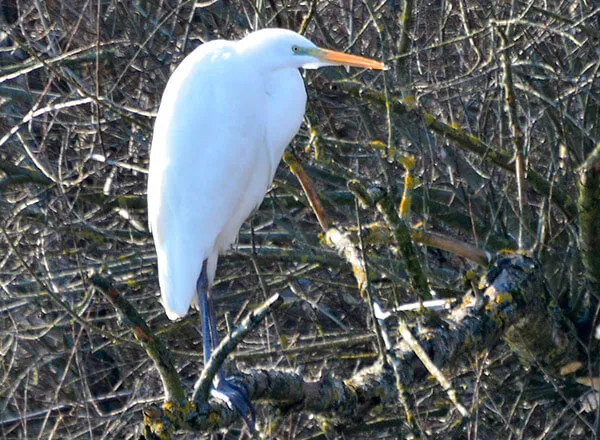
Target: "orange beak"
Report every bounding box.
[316,48,387,70]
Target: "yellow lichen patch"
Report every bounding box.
[399,154,416,171]
[460,295,475,308]
[400,170,418,218]
[478,276,488,290]
[423,112,436,126]
[144,412,173,440]
[343,379,358,391]
[369,140,387,150]
[185,400,197,415]
[161,399,190,429]
[404,174,419,189]
[314,141,322,161]
[450,121,461,130]
[208,411,221,427]
[153,422,165,433]
[495,293,513,304]
[351,265,367,297]
[464,270,479,282]
[282,152,301,172]
[403,95,417,109]
[143,413,151,425]
[399,197,411,217]
[318,231,327,246]
[320,421,335,437]
[163,400,176,411]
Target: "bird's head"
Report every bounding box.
[239,28,387,71]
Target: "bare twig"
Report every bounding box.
[397,317,469,418]
[498,27,530,250]
[338,82,579,219]
[192,293,283,402]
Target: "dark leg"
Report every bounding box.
[199,263,231,383]
[205,278,221,361]
[197,260,212,366]
[196,261,256,431]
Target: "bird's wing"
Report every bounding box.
[213,69,307,255]
[147,43,268,319]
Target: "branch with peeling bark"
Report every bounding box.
[138,252,568,437]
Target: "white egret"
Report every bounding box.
[147,27,385,425]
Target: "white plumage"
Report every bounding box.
[147,28,385,320]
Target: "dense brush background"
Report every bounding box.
[1,1,599,439]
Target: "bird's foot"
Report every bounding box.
[210,376,256,433]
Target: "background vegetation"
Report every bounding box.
[1,0,599,438]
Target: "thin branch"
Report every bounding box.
[375,194,430,300]
[338,82,578,219]
[397,317,469,418]
[498,27,530,250]
[192,293,283,402]
[412,229,491,267]
[284,152,387,364]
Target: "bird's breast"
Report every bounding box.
[264,68,307,174]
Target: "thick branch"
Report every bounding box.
[577,164,600,297]
[144,254,575,434]
[89,273,186,403]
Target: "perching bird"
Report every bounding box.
[147,27,385,425]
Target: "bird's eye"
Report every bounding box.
[292,45,300,54]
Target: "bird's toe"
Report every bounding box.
[211,378,256,433]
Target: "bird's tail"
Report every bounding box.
[156,241,203,320]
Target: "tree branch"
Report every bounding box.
[144,253,575,435]
[89,273,186,404]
